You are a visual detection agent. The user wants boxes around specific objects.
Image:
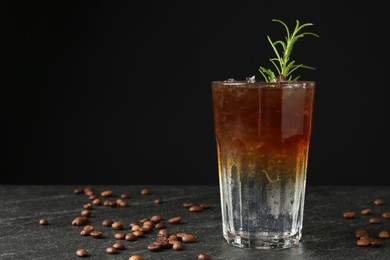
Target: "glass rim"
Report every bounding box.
[212,80,315,88]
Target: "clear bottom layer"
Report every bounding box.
[224,231,300,250]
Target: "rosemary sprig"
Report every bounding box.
[259,19,319,82]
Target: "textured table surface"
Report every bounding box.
[0,185,389,260]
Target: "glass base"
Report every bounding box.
[224,232,300,250]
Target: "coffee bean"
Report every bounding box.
[113,242,125,250]
[382,211,390,219]
[120,192,130,199]
[143,220,153,227]
[360,208,372,215]
[198,253,211,260]
[84,186,95,196]
[369,217,381,224]
[154,198,163,204]
[183,202,193,208]
[39,218,48,225]
[82,203,92,210]
[168,235,179,242]
[176,232,186,241]
[189,205,202,212]
[168,216,181,224]
[76,248,88,257]
[72,217,88,226]
[182,234,196,243]
[172,241,183,251]
[81,210,91,217]
[142,225,152,233]
[125,232,138,241]
[148,242,161,252]
[355,229,368,238]
[357,238,370,247]
[342,212,355,219]
[129,255,143,260]
[92,198,102,206]
[74,188,83,194]
[378,231,389,239]
[374,198,384,205]
[102,218,113,227]
[101,190,113,197]
[155,222,166,229]
[116,199,128,207]
[158,229,169,237]
[88,195,98,200]
[140,188,150,195]
[104,200,117,207]
[114,232,126,239]
[106,246,118,254]
[155,238,171,249]
[151,215,162,223]
[112,221,124,230]
[133,230,144,238]
[90,231,103,238]
[370,239,382,247]
[200,203,211,209]
[131,225,142,231]
[80,225,94,236]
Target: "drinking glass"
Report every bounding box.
[211,80,315,249]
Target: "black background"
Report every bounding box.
[2,1,390,185]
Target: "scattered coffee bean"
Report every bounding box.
[106,246,118,254]
[355,229,368,238]
[142,225,152,233]
[357,238,370,247]
[168,235,179,242]
[168,216,181,224]
[129,255,143,260]
[374,198,384,205]
[132,225,142,231]
[92,198,102,206]
[84,187,95,196]
[116,199,128,207]
[82,203,92,210]
[148,242,161,252]
[369,217,380,224]
[155,238,171,249]
[102,218,113,227]
[172,241,183,251]
[72,217,88,226]
[141,188,150,195]
[125,232,138,241]
[88,194,98,200]
[382,211,390,219]
[182,234,196,243]
[113,241,125,250]
[151,215,162,223]
[120,192,130,199]
[360,208,372,215]
[114,232,126,239]
[200,203,211,209]
[143,220,153,226]
[155,222,166,229]
[198,253,211,260]
[81,225,94,236]
[158,229,170,237]
[183,202,193,208]
[370,239,382,247]
[176,232,186,241]
[189,205,202,212]
[81,210,91,217]
[90,231,103,238]
[378,231,389,239]
[342,212,355,219]
[101,190,113,197]
[103,200,116,207]
[76,248,88,257]
[74,188,83,194]
[39,218,48,225]
[133,230,144,238]
[112,221,124,230]
[154,198,163,204]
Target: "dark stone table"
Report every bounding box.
[0,185,389,260]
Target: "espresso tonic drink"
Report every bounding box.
[212,80,315,249]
